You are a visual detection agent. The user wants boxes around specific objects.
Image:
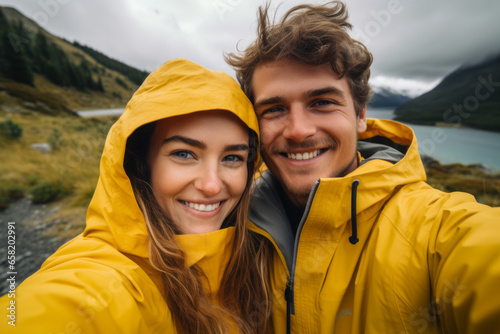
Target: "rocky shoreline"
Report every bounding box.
[0,197,78,295]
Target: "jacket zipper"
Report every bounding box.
[285,180,321,334]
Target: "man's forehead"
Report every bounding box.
[252,60,349,101]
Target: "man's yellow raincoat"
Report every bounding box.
[249,119,500,333]
[0,58,259,333]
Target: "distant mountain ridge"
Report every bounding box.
[394,53,500,132]
[0,6,149,114]
[368,87,412,109]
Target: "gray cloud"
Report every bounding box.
[1,0,499,95]
[349,0,500,82]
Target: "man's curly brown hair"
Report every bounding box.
[225,1,373,116]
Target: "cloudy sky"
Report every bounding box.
[2,0,500,97]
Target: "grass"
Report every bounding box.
[0,111,118,220]
[1,78,74,115]
[425,160,500,206]
[1,71,135,117]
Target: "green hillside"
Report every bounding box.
[71,41,148,87]
[394,54,500,132]
[0,6,149,115]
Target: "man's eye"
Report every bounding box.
[313,99,334,107]
[260,106,285,117]
[268,106,284,112]
[172,150,194,159]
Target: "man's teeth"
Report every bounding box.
[287,150,320,160]
[184,201,221,212]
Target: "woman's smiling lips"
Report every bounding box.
[179,200,226,216]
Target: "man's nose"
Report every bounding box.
[282,105,316,142]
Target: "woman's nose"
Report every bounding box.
[194,165,223,196]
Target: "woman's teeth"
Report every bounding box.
[183,201,221,212]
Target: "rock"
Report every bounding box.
[48,237,59,244]
[31,143,52,153]
[2,105,21,113]
[23,101,37,110]
[34,224,47,231]
[16,251,33,263]
[35,101,53,112]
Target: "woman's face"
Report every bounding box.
[148,110,250,234]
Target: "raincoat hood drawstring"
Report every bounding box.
[349,179,360,245]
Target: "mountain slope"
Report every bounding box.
[394,54,500,132]
[0,6,149,115]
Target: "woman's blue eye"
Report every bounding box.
[173,151,193,159]
[224,155,243,162]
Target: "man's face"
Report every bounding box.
[252,58,367,206]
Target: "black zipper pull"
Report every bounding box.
[285,276,295,334]
[287,276,295,314]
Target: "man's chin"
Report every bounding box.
[282,182,314,207]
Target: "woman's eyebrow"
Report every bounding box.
[162,135,205,149]
[224,144,249,152]
[163,136,248,152]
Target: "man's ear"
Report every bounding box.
[357,105,367,133]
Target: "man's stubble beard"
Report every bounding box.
[281,150,358,206]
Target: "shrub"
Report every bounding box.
[0,186,25,210]
[0,196,10,211]
[0,119,23,139]
[0,186,24,199]
[48,128,63,150]
[115,76,128,88]
[30,183,62,204]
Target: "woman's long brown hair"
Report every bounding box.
[124,120,271,333]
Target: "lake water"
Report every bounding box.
[77,107,500,171]
[367,108,500,171]
[77,108,125,118]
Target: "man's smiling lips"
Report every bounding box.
[280,148,328,161]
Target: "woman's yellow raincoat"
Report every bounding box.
[0,58,259,333]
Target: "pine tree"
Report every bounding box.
[96,76,104,92]
[3,34,34,84]
[0,9,8,73]
[0,10,34,85]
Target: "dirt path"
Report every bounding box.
[0,198,83,295]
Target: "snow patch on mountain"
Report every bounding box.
[370,76,440,98]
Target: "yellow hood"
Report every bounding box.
[0,59,259,333]
[84,58,259,259]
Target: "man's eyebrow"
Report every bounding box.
[162,135,206,149]
[254,96,283,110]
[254,86,346,110]
[305,86,345,99]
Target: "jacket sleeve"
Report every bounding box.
[0,261,172,333]
[427,191,500,333]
